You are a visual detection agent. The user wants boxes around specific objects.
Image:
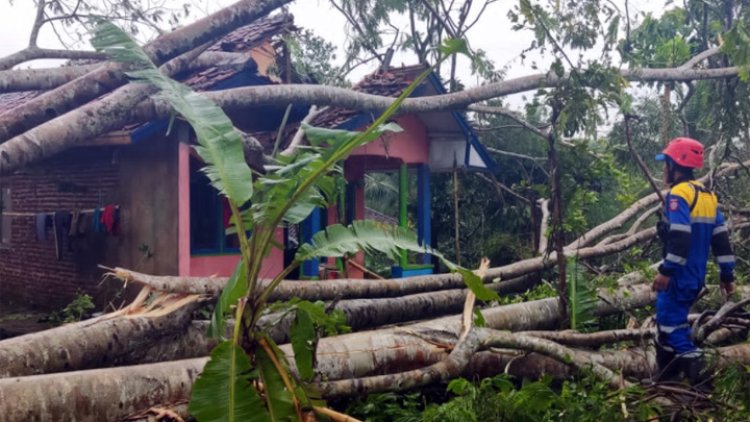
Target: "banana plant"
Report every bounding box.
[92,22,495,422]
[567,258,597,330]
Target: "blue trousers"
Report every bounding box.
[655,275,702,354]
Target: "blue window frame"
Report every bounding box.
[190,156,241,255]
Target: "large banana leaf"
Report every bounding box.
[290,306,316,382]
[189,341,270,422]
[567,258,597,330]
[92,21,254,206]
[296,221,499,301]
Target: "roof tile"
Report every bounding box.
[0,14,293,115]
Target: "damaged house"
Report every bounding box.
[0,14,495,309]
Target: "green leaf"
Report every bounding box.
[567,258,597,330]
[296,300,350,335]
[302,122,403,154]
[290,306,316,382]
[473,308,486,327]
[209,261,248,338]
[446,378,475,396]
[453,267,500,302]
[256,345,296,421]
[295,220,423,262]
[90,20,152,68]
[189,341,270,422]
[439,38,470,57]
[296,221,499,302]
[92,21,253,206]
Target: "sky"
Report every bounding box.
[0,0,670,109]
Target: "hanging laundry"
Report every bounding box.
[92,207,103,233]
[68,210,81,236]
[35,213,48,242]
[77,213,90,235]
[101,204,119,235]
[53,211,71,260]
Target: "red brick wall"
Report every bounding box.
[0,147,122,309]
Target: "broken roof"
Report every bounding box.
[293,63,497,172]
[0,13,294,116]
[310,64,428,129]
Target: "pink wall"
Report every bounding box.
[178,143,191,276]
[350,114,430,165]
[188,229,285,278]
[177,143,285,278]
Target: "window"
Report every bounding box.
[190,156,240,254]
[0,187,10,245]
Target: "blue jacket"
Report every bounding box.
[658,180,735,283]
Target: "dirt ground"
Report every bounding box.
[0,302,54,340]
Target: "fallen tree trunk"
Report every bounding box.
[0,292,200,378]
[299,284,654,380]
[0,52,256,93]
[114,227,656,299]
[260,274,542,343]
[0,279,650,382]
[0,0,292,146]
[317,328,627,397]
[122,66,746,125]
[6,283,750,420]
[7,335,750,420]
[0,358,204,422]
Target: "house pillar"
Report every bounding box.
[416,164,431,264]
[398,163,408,268]
[301,208,321,279]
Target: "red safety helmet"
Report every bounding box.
[655,137,704,169]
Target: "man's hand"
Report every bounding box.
[721,281,736,297]
[652,274,670,292]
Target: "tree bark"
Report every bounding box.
[0,52,256,93]
[9,283,750,419]
[0,48,105,71]
[121,64,747,123]
[260,274,542,343]
[282,284,655,380]
[7,332,750,420]
[0,294,200,378]
[0,358,204,422]
[114,227,656,300]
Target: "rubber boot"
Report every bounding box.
[655,345,680,382]
[679,354,713,393]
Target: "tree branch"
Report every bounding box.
[479,328,628,388]
[623,114,665,204]
[469,104,549,138]
[0,48,106,71]
[118,62,746,123]
[28,0,47,48]
[476,172,532,203]
[680,46,722,69]
[485,146,546,162]
[0,51,256,93]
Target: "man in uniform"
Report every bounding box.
[653,137,736,388]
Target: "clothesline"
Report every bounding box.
[2,205,120,218]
